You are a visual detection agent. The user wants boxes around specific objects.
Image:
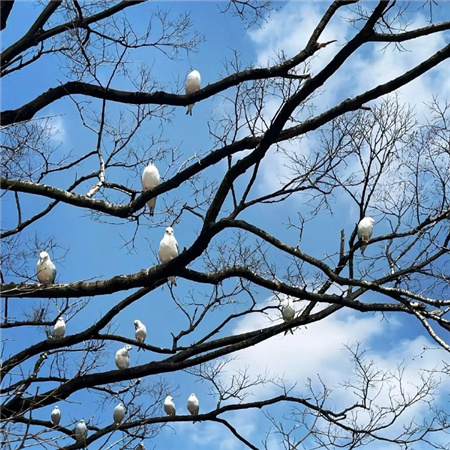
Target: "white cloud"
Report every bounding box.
[46,115,67,144]
[350,19,449,119]
[230,298,394,392]
[247,1,450,201]
[249,2,351,71]
[221,295,449,447]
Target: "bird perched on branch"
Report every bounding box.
[115,345,132,370]
[164,395,176,416]
[281,297,296,335]
[357,217,375,254]
[134,319,147,350]
[159,226,179,286]
[113,402,126,424]
[53,316,66,339]
[185,69,201,115]
[51,405,61,426]
[187,393,199,416]
[36,251,56,285]
[142,163,160,216]
[74,419,87,444]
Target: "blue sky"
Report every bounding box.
[2,1,450,449]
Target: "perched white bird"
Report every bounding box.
[281,297,296,335]
[53,316,66,339]
[51,405,61,426]
[115,345,132,370]
[163,395,176,416]
[113,402,126,424]
[158,226,179,286]
[185,69,201,115]
[281,297,295,322]
[36,251,56,285]
[134,319,147,351]
[141,163,160,216]
[357,217,375,254]
[74,419,87,443]
[135,442,146,450]
[187,393,199,416]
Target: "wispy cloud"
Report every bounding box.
[230,298,395,391]
[247,1,450,203]
[223,292,449,447]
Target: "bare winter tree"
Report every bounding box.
[1,1,450,449]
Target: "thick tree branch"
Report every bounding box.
[0,0,370,128]
[0,0,15,31]
[371,21,450,42]
[1,307,337,419]
[2,1,449,447]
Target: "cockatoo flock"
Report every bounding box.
[34,69,383,446]
[49,393,200,445]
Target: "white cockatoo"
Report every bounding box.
[115,345,132,370]
[185,69,201,115]
[135,442,146,450]
[163,395,176,416]
[36,251,56,285]
[158,226,179,286]
[357,216,375,254]
[51,405,61,426]
[134,319,147,351]
[141,163,160,216]
[74,419,87,443]
[187,393,199,416]
[113,402,126,424]
[53,316,66,339]
[281,297,296,335]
